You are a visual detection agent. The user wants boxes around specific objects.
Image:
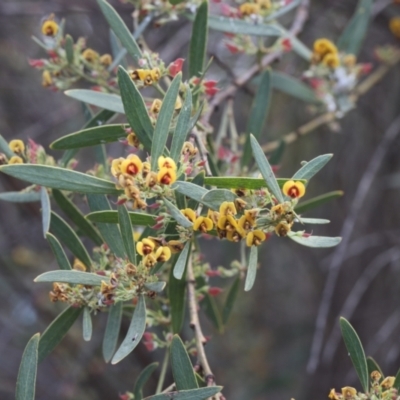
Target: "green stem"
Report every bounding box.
[156,348,170,394]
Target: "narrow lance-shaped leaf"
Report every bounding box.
[244,246,258,291]
[366,356,383,378]
[201,293,223,333]
[340,317,369,392]
[133,362,159,399]
[65,34,74,64]
[393,367,400,391]
[118,204,137,264]
[0,191,41,203]
[52,189,103,245]
[118,67,154,152]
[34,270,105,286]
[112,294,147,364]
[38,306,82,363]
[40,186,51,238]
[288,234,341,248]
[97,0,142,62]
[86,210,156,226]
[173,241,191,280]
[46,233,72,270]
[170,85,192,162]
[187,172,205,210]
[222,276,240,324]
[65,89,125,114]
[164,198,193,228]
[189,1,208,77]
[144,281,166,292]
[0,164,120,194]
[151,73,182,170]
[173,181,210,208]
[250,135,284,203]
[143,387,223,400]
[201,189,237,210]
[294,190,344,214]
[297,218,330,225]
[16,333,40,400]
[242,70,271,167]
[83,307,93,342]
[103,302,123,363]
[171,335,198,390]
[203,176,304,190]
[0,133,14,158]
[337,0,373,56]
[169,255,187,333]
[50,212,92,269]
[87,194,126,258]
[292,154,333,181]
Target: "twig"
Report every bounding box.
[306,113,400,374]
[191,129,213,176]
[156,348,170,394]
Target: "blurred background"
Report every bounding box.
[1,0,400,399]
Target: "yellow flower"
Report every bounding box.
[73,258,86,271]
[217,215,238,231]
[256,0,271,9]
[157,167,176,185]
[150,68,161,81]
[127,132,140,148]
[145,171,158,188]
[155,246,171,262]
[151,99,162,114]
[226,229,245,242]
[193,216,214,233]
[282,180,306,199]
[341,387,357,399]
[143,253,157,268]
[167,240,185,253]
[181,208,197,223]
[41,18,59,37]
[9,140,25,154]
[246,230,266,246]
[158,156,176,171]
[100,54,112,67]
[121,155,143,176]
[175,96,182,110]
[343,54,357,68]
[142,162,151,177]
[390,17,400,38]
[322,53,340,69]
[219,201,237,216]
[182,142,198,157]
[82,48,99,63]
[313,38,338,56]
[274,221,292,237]
[207,209,220,225]
[111,157,124,177]
[381,376,395,389]
[136,238,156,256]
[42,70,53,87]
[240,2,260,16]
[370,370,381,382]
[8,156,23,164]
[328,389,339,400]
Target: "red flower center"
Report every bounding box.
[288,186,300,198]
[127,162,139,175]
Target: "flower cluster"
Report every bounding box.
[129,67,162,87]
[136,237,172,268]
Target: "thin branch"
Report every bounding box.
[306,113,400,374]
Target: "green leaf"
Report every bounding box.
[294,190,344,214]
[288,234,341,248]
[133,362,159,399]
[53,189,102,245]
[46,233,72,270]
[83,307,92,341]
[171,335,198,390]
[203,176,304,190]
[86,210,156,226]
[109,29,128,69]
[340,317,369,392]
[169,256,187,334]
[173,241,191,280]
[265,0,301,21]
[144,281,166,292]
[297,218,330,224]
[83,109,116,130]
[143,387,223,400]
[222,276,240,324]
[201,293,223,333]
[97,0,142,62]
[187,172,205,210]
[269,140,285,166]
[164,198,193,229]
[189,1,208,77]
[393,367,400,391]
[0,133,14,158]
[87,194,126,258]
[244,246,258,291]
[38,306,82,362]
[337,0,373,56]
[65,89,124,114]
[112,294,147,364]
[206,15,282,36]
[118,204,137,264]
[0,191,41,203]
[170,86,192,162]
[366,356,383,378]
[173,181,210,208]
[40,186,51,238]
[103,302,123,363]
[50,212,92,268]
[65,34,74,64]
[270,71,320,103]
[201,189,237,210]
[34,270,105,285]
[169,0,185,5]
[0,164,119,194]
[51,124,127,150]
[16,333,40,400]
[151,73,182,170]
[242,70,271,167]
[292,154,333,181]
[118,67,154,152]
[250,135,284,203]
